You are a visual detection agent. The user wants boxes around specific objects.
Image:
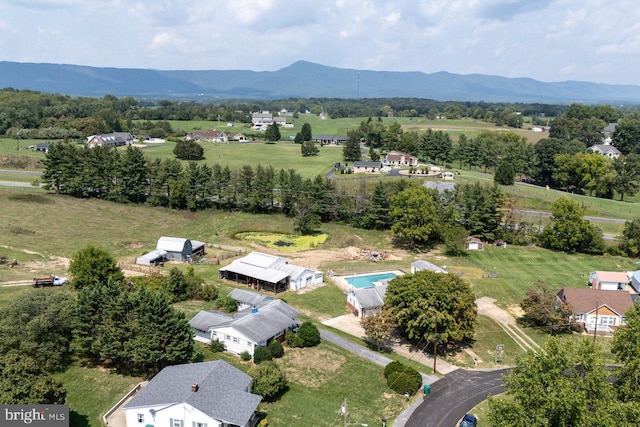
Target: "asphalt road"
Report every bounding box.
[405,369,509,427]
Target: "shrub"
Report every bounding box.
[248,361,287,401]
[253,346,273,364]
[384,361,406,379]
[285,330,302,348]
[240,351,252,361]
[197,284,218,301]
[297,322,321,347]
[268,340,284,358]
[387,370,422,395]
[210,339,225,353]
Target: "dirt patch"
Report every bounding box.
[20,256,70,273]
[280,346,346,388]
[507,304,525,319]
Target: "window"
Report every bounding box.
[170,419,184,427]
[137,414,144,423]
[192,422,208,427]
[232,337,239,343]
[225,335,231,341]
[600,316,616,326]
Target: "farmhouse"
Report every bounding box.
[136,237,206,265]
[589,271,630,291]
[227,132,248,142]
[189,293,300,356]
[87,132,134,148]
[411,260,447,274]
[346,284,388,318]
[556,287,633,335]
[122,360,262,427]
[218,251,323,292]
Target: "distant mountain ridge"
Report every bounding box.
[1,60,639,104]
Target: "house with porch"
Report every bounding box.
[589,271,630,291]
[353,161,382,173]
[122,360,262,427]
[218,251,323,292]
[189,293,300,356]
[556,287,633,335]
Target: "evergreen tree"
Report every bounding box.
[300,122,312,141]
[265,123,281,141]
[343,130,362,161]
[69,245,124,290]
[118,146,148,203]
[494,161,515,185]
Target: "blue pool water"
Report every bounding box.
[345,272,397,288]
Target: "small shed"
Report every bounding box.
[156,236,192,262]
[466,237,484,251]
[135,249,167,266]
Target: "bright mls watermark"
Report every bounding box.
[2,405,68,427]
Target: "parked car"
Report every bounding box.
[459,414,477,427]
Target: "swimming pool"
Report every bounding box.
[345,272,397,289]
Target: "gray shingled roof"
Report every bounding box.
[353,284,387,309]
[412,260,447,273]
[189,310,233,332]
[123,360,262,426]
[229,288,273,307]
[191,299,300,344]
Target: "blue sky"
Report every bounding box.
[1,0,639,85]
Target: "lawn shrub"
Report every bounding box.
[240,351,252,361]
[383,361,406,379]
[268,340,284,358]
[297,322,321,347]
[387,370,422,395]
[210,339,225,353]
[285,330,302,348]
[197,284,218,301]
[253,346,273,364]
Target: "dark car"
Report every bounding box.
[459,413,477,427]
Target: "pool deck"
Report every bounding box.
[330,270,404,292]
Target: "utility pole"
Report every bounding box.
[433,316,438,374]
[593,298,599,344]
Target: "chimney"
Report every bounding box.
[192,383,199,392]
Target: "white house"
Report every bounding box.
[589,271,630,291]
[189,294,300,356]
[465,237,484,250]
[587,144,621,159]
[411,260,447,274]
[346,284,388,318]
[122,360,262,427]
[219,251,323,292]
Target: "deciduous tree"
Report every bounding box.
[389,186,440,246]
[384,271,477,346]
[248,361,287,401]
[361,310,396,351]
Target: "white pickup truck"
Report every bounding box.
[33,275,68,287]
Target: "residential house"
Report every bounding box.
[587,143,621,159]
[218,251,323,292]
[353,161,382,173]
[35,143,50,153]
[228,288,272,311]
[346,284,388,318]
[411,260,447,274]
[556,287,633,334]
[185,130,228,143]
[630,270,640,293]
[251,112,273,126]
[385,150,418,167]
[227,132,248,142]
[189,294,300,356]
[122,360,262,427]
[314,134,348,145]
[589,271,630,291]
[87,132,134,148]
[465,237,484,250]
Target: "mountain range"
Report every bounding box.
[1,60,639,104]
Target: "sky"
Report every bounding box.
[1,0,639,86]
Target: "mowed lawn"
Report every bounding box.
[447,244,638,308]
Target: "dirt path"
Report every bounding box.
[476,297,541,352]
